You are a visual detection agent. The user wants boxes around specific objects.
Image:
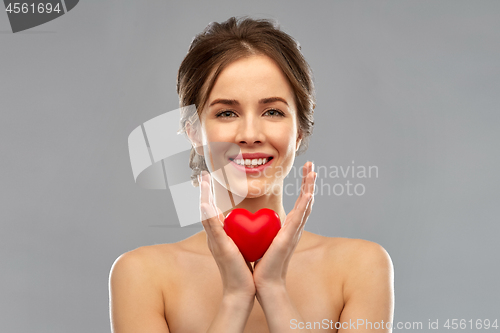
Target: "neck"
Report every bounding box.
[211,176,287,225]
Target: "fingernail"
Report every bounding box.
[311,162,315,172]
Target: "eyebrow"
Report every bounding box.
[209,97,289,107]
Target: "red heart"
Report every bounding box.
[223,208,281,262]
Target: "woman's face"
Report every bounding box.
[197,54,301,198]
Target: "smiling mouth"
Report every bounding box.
[228,156,274,168]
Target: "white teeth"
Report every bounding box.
[231,157,271,167]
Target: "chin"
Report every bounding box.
[226,178,274,198]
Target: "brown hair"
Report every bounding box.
[177,16,316,187]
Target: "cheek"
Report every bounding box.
[202,122,229,143]
[270,125,297,153]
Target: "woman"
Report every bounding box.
[110,16,394,333]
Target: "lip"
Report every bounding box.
[228,156,274,174]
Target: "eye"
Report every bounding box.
[215,108,286,118]
[263,109,285,117]
[215,110,237,118]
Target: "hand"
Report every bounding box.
[252,161,317,294]
[199,171,256,301]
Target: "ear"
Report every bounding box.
[185,121,204,156]
[295,131,303,152]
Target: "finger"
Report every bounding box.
[305,162,316,194]
[201,202,229,248]
[206,172,225,226]
[199,173,212,231]
[297,173,317,232]
[299,193,313,220]
[206,171,215,210]
[200,209,217,254]
[200,174,230,247]
[200,203,215,237]
[299,162,311,199]
[270,171,315,260]
[201,172,218,221]
[301,172,317,221]
[204,172,226,232]
[292,179,312,216]
[283,195,313,249]
[306,171,317,196]
[200,174,224,242]
[199,176,232,260]
[200,172,211,215]
[283,191,312,233]
[200,174,216,222]
[296,162,309,203]
[300,169,316,201]
[294,161,314,211]
[300,162,310,193]
[299,193,314,230]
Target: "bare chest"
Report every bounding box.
[162,251,344,333]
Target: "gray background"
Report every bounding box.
[1,1,499,332]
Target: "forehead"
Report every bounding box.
[207,54,295,106]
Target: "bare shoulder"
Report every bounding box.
[300,231,390,255]
[325,237,394,303]
[109,245,175,332]
[327,236,393,267]
[112,239,195,272]
[112,243,174,266]
[108,241,196,324]
[109,245,172,292]
[300,232,393,279]
[111,232,207,281]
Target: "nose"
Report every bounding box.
[234,114,264,146]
